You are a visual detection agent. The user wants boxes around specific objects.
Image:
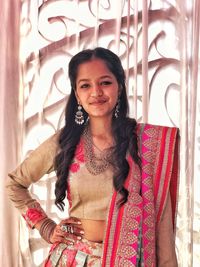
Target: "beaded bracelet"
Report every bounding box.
[39,218,57,243]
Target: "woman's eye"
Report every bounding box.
[101,80,112,86]
[80,83,90,89]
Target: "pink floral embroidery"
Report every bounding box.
[65,250,76,266]
[75,242,91,255]
[26,208,45,223]
[23,204,46,228]
[45,241,101,267]
[74,140,84,163]
[70,162,80,173]
[69,140,85,173]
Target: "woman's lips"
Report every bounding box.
[89,99,107,105]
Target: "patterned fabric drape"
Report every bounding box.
[1,0,199,266]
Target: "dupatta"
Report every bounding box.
[102,123,179,266]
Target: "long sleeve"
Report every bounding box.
[156,193,178,267]
[6,132,60,228]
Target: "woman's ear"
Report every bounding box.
[75,91,80,104]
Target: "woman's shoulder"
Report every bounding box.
[39,129,61,147]
[31,129,61,159]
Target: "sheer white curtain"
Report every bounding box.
[0,1,22,267]
[1,0,200,266]
[176,1,200,266]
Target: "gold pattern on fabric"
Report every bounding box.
[144,229,154,242]
[143,189,154,201]
[142,163,154,175]
[114,161,143,266]
[144,215,154,228]
[143,176,154,188]
[126,207,143,222]
[143,139,158,150]
[128,193,143,204]
[121,231,138,244]
[118,245,137,258]
[139,125,158,265]
[146,257,154,266]
[142,150,156,163]
[103,124,179,266]
[154,131,170,215]
[103,193,122,263]
[144,128,157,138]
[118,258,135,267]
[145,242,154,254]
[129,180,141,193]
[144,203,154,214]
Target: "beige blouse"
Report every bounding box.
[6,133,59,215]
[6,132,113,222]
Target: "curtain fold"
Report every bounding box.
[0,1,22,266]
[175,1,200,266]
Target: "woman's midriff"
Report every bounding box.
[80,219,106,242]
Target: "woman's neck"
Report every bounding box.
[89,117,112,136]
[88,117,114,150]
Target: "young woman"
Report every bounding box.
[6,47,179,266]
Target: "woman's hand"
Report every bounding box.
[50,217,84,245]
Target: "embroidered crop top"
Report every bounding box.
[67,138,113,220]
[68,162,113,220]
[6,132,114,228]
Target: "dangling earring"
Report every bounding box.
[114,99,120,118]
[75,104,84,125]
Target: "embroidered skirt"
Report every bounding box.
[44,239,102,267]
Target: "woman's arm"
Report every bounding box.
[156,193,178,267]
[6,132,59,229]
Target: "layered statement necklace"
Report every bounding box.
[83,125,115,175]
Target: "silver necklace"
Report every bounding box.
[83,125,114,175]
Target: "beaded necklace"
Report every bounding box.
[83,125,115,175]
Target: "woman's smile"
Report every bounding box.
[89,98,108,105]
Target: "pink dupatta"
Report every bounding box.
[102,123,179,266]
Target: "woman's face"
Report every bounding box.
[75,58,119,120]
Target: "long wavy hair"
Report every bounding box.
[54,47,140,211]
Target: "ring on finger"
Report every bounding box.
[61,224,74,234]
[65,237,74,245]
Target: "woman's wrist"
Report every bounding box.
[39,218,57,243]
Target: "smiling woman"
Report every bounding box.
[75,59,119,122]
[6,47,179,266]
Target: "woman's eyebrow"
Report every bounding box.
[77,75,113,85]
[77,79,89,84]
[99,75,113,79]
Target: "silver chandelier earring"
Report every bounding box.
[114,99,120,118]
[75,104,85,125]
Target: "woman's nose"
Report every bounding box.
[90,84,103,97]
